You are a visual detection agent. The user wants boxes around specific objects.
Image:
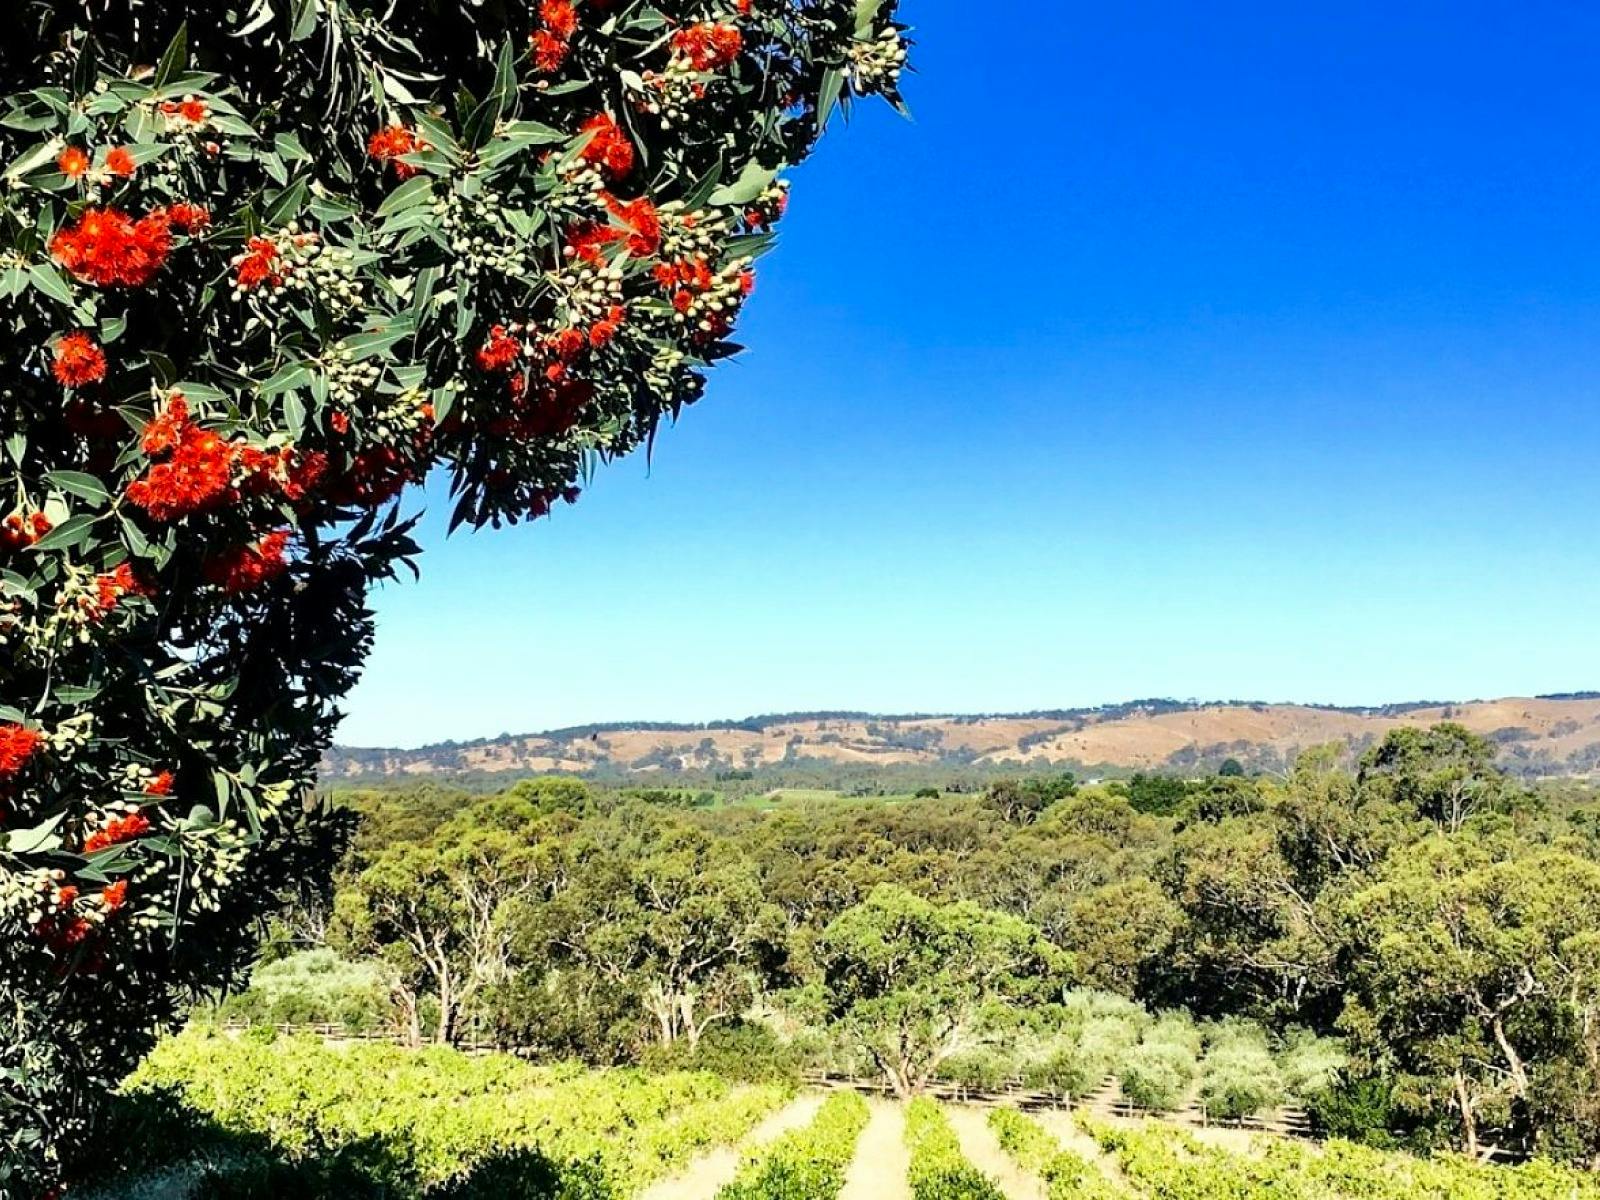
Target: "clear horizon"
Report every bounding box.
[338,0,1600,748]
[337,690,1600,751]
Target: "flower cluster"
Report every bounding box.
[0,510,52,553]
[49,563,154,636]
[125,405,236,520]
[125,395,320,522]
[102,879,129,912]
[56,146,88,178]
[322,389,435,508]
[532,0,581,74]
[578,113,636,180]
[0,725,43,781]
[654,253,757,342]
[159,97,210,129]
[476,325,522,374]
[847,26,911,96]
[33,890,98,957]
[744,180,791,231]
[50,207,173,288]
[57,144,143,184]
[82,810,151,855]
[51,332,107,388]
[565,196,661,274]
[166,203,211,235]
[368,125,426,180]
[203,531,292,593]
[639,21,744,120]
[91,564,148,615]
[232,227,362,308]
[234,237,284,290]
[673,23,744,71]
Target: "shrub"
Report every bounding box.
[1019,993,1154,1099]
[1147,1011,1204,1056]
[790,1020,878,1080]
[1305,1071,1403,1148]
[1198,1033,1285,1120]
[81,1030,783,1198]
[1060,988,1151,1028]
[936,1050,1013,1095]
[213,949,396,1032]
[1277,1028,1348,1102]
[640,1021,804,1087]
[1086,1110,1600,1200]
[1018,1030,1127,1099]
[1118,1039,1198,1113]
[0,1,907,1190]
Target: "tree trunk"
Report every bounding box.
[644,988,676,1045]
[1454,1070,1479,1158]
[395,985,423,1049]
[867,1045,915,1100]
[680,994,699,1050]
[888,1065,915,1100]
[1490,1014,1531,1099]
[436,969,456,1045]
[885,1054,925,1099]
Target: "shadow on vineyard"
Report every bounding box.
[87,1093,568,1200]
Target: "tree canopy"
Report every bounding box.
[819,885,1069,1097]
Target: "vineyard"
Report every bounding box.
[73,1033,1600,1200]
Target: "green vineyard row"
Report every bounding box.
[717,1090,870,1200]
[904,1097,1005,1200]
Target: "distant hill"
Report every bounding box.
[322,695,1600,781]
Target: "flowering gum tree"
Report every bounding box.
[0,0,907,1188]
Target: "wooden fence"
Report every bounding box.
[799,1069,1315,1139]
[216,1021,507,1056]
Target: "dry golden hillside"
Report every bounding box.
[322,696,1600,780]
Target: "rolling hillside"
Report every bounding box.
[322,694,1600,781]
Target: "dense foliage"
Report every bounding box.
[279,724,1600,1170]
[0,0,905,1187]
[211,947,395,1030]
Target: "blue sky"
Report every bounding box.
[339,0,1600,747]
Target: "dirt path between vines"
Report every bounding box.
[1032,1107,1131,1188]
[1032,1106,1107,1161]
[839,1098,912,1200]
[946,1106,1048,1200]
[639,1092,825,1200]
